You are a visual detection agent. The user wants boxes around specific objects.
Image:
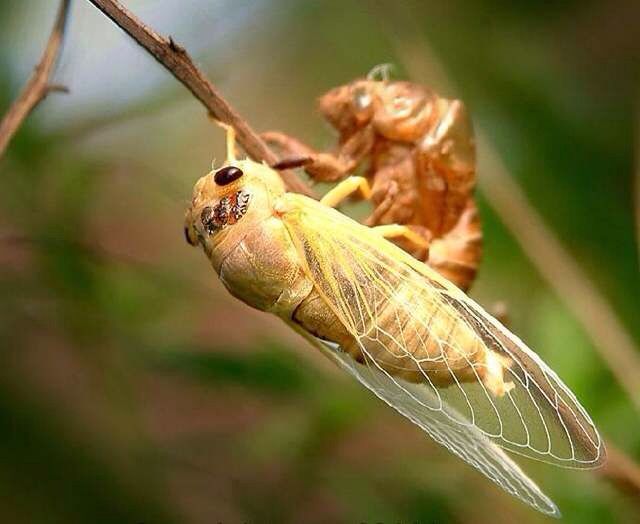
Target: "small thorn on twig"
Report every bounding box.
[168,36,186,54]
[46,84,70,95]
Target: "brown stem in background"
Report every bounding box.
[635,103,640,265]
[598,443,640,501]
[86,0,313,197]
[0,0,71,158]
[390,27,640,503]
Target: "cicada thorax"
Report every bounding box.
[343,82,482,289]
[413,97,476,237]
[366,83,480,291]
[364,82,476,232]
[372,81,438,142]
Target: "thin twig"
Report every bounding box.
[0,0,71,158]
[598,443,640,504]
[635,102,640,265]
[86,0,313,196]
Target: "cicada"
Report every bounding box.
[184,126,605,517]
[264,75,480,291]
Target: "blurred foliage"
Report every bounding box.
[0,0,638,523]
[147,344,313,394]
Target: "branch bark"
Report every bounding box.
[635,104,640,265]
[0,0,71,158]
[86,0,312,196]
[598,443,640,505]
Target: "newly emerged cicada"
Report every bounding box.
[184,126,604,517]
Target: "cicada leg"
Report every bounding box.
[262,131,316,167]
[320,175,372,208]
[371,224,431,253]
[263,131,348,181]
[321,177,432,259]
[212,120,238,162]
[263,128,373,182]
[490,301,510,327]
[366,156,417,226]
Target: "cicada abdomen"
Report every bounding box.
[286,208,511,398]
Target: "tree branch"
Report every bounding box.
[0,0,71,158]
[86,0,313,196]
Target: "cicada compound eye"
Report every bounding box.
[214,166,243,186]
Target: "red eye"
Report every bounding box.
[214,166,243,186]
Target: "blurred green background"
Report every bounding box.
[1,0,639,522]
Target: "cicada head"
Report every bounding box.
[184,125,285,251]
[317,78,382,135]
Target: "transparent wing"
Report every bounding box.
[308,335,560,516]
[281,193,605,471]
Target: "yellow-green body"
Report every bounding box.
[185,159,508,391]
[183,129,603,516]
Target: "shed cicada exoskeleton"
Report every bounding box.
[263,75,480,291]
[184,126,604,517]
